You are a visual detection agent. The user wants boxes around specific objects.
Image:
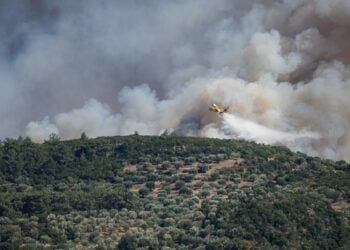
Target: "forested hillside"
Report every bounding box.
[0,134,349,249]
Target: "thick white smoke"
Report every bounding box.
[1,0,350,161]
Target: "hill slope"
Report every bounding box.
[0,135,349,249]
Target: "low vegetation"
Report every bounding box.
[0,134,349,249]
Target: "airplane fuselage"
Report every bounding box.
[209,103,228,113]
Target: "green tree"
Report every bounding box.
[118,234,138,249]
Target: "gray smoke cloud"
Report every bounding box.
[1,0,350,161]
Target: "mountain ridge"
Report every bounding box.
[0,135,349,249]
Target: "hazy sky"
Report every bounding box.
[2,0,350,160]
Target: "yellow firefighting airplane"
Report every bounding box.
[209,103,229,114]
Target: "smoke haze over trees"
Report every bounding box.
[1,0,350,160]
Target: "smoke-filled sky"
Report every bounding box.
[2,0,350,161]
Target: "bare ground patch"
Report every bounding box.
[331,201,348,212]
[123,164,138,172]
